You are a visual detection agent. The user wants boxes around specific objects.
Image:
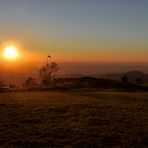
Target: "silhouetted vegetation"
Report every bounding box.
[47,76,148,91]
[135,77,143,85]
[23,77,37,88]
[121,75,128,83]
[39,62,59,87]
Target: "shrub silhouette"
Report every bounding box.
[121,75,128,83]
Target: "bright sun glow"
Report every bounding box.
[4,45,18,59]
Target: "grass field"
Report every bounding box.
[0,91,148,147]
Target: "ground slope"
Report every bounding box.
[0,91,148,147]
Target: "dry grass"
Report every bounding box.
[0,91,148,147]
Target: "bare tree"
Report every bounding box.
[39,62,59,86]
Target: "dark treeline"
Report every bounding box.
[1,76,148,92]
[48,77,148,91]
[21,76,148,92]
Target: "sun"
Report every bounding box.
[4,45,18,59]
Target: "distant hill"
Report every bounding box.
[126,71,145,77]
[96,71,148,84]
[125,71,145,82]
[56,74,84,78]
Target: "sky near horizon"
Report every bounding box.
[0,0,148,64]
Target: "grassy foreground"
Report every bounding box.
[0,91,148,147]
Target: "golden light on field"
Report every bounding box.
[4,45,18,59]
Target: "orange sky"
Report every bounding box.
[0,0,148,67]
